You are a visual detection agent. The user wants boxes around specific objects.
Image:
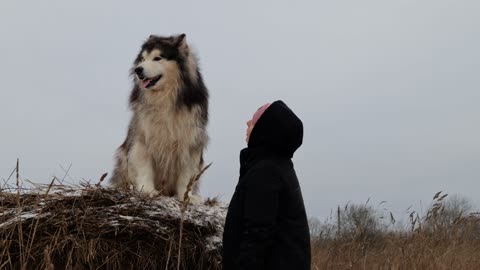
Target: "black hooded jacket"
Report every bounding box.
[222,100,311,270]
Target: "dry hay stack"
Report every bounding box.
[0,183,227,270]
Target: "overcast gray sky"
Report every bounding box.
[1,1,479,220]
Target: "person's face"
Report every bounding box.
[246,119,254,144]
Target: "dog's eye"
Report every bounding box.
[153,57,162,61]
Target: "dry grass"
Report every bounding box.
[311,193,480,270]
[0,168,225,270]
[312,230,480,270]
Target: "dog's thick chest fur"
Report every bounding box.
[110,34,209,203]
[138,106,202,155]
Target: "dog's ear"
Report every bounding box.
[148,34,156,40]
[175,33,187,49]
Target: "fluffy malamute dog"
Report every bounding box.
[110,34,209,203]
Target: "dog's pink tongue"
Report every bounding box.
[142,79,152,88]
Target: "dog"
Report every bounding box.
[110,34,209,204]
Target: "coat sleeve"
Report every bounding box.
[234,164,282,270]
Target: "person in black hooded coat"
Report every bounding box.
[222,100,311,270]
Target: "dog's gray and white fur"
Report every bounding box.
[110,34,209,203]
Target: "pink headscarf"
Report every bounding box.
[252,103,271,126]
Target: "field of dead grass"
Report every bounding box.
[310,193,480,270]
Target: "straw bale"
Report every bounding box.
[0,183,226,270]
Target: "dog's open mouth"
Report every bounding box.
[141,75,162,89]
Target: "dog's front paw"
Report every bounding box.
[148,190,160,198]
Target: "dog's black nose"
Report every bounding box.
[134,66,144,79]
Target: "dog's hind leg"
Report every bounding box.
[176,151,203,204]
[128,141,157,196]
[110,143,130,188]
